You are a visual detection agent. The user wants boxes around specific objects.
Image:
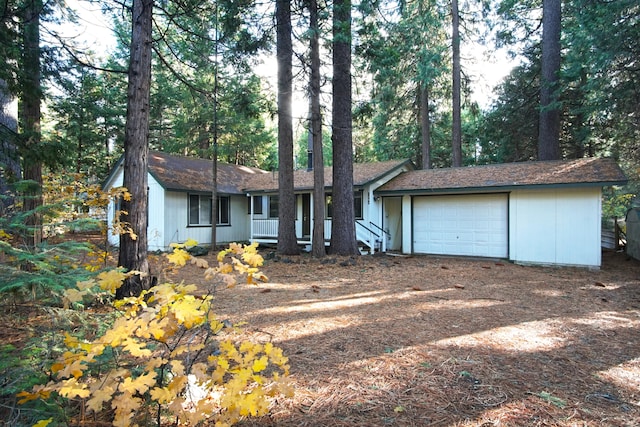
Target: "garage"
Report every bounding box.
[413,193,508,258]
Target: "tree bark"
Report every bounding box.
[276,0,299,255]
[309,0,325,257]
[451,0,462,167]
[330,0,358,256]
[420,84,431,170]
[20,0,43,247]
[117,0,153,298]
[538,0,561,160]
[0,79,20,215]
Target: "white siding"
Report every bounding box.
[163,192,251,248]
[104,170,165,250]
[401,195,412,254]
[163,192,185,245]
[509,187,602,268]
[383,197,402,251]
[105,167,123,248]
[147,175,165,251]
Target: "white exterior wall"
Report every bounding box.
[163,192,250,248]
[383,197,403,251]
[222,195,251,243]
[626,208,640,261]
[163,192,185,245]
[401,195,412,254]
[147,175,165,251]
[104,170,165,250]
[105,168,123,248]
[509,187,602,268]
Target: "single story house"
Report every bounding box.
[103,152,626,268]
[103,151,268,250]
[103,151,414,252]
[242,159,414,252]
[375,157,627,268]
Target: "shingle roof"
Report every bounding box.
[148,151,267,194]
[243,159,414,193]
[376,158,627,194]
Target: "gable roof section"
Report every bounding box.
[148,151,268,194]
[243,159,414,193]
[103,151,268,194]
[376,158,627,195]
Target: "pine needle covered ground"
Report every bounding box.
[157,249,640,426]
[2,244,639,426]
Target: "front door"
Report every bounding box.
[302,193,311,238]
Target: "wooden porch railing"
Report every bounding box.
[251,219,386,253]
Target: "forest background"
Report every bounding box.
[1,0,638,205]
[1,0,639,425]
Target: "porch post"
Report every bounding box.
[380,196,387,252]
[368,187,375,252]
[402,195,412,254]
[249,194,254,242]
[310,194,314,247]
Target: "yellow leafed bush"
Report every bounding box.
[21,242,291,427]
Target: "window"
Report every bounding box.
[188,194,230,226]
[354,191,363,219]
[269,196,279,218]
[189,194,211,225]
[217,196,230,225]
[325,194,333,218]
[268,195,279,218]
[247,195,263,215]
[325,192,363,219]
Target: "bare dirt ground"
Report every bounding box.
[153,248,640,427]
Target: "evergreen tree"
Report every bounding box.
[116,0,153,299]
[451,0,462,166]
[330,0,358,255]
[307,0,326,257]
[538,0,561,160]
[276,0,299,255]
[355,0,449,166]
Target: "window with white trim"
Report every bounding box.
[325,191,363,219]
[247,195,263,215]
[188,194,230,226]
[269,195,279,218]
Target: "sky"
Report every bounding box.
[62,0,514,111]
[62,0,117,54]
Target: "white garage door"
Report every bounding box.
[413,194,508,258]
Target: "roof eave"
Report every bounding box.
[101,154,124,190]
[358,159,414,187]
[374,180,629,196]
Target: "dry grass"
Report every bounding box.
[154,249,640,426]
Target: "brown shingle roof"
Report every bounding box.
[148,151,267,194]
[376,158,627,194]
[243,159,413,193]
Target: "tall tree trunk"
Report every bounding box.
[211,9,219,252]
[330,0,358,256]
[451,0,462,167]
[117,0,153,299]
[20,0,43,247]
[309,0,325,257]
[276,0,299,255]
[1,81,21,215]
[211,142,217,250]
[538,0,561,160]
[420,84,431,170]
